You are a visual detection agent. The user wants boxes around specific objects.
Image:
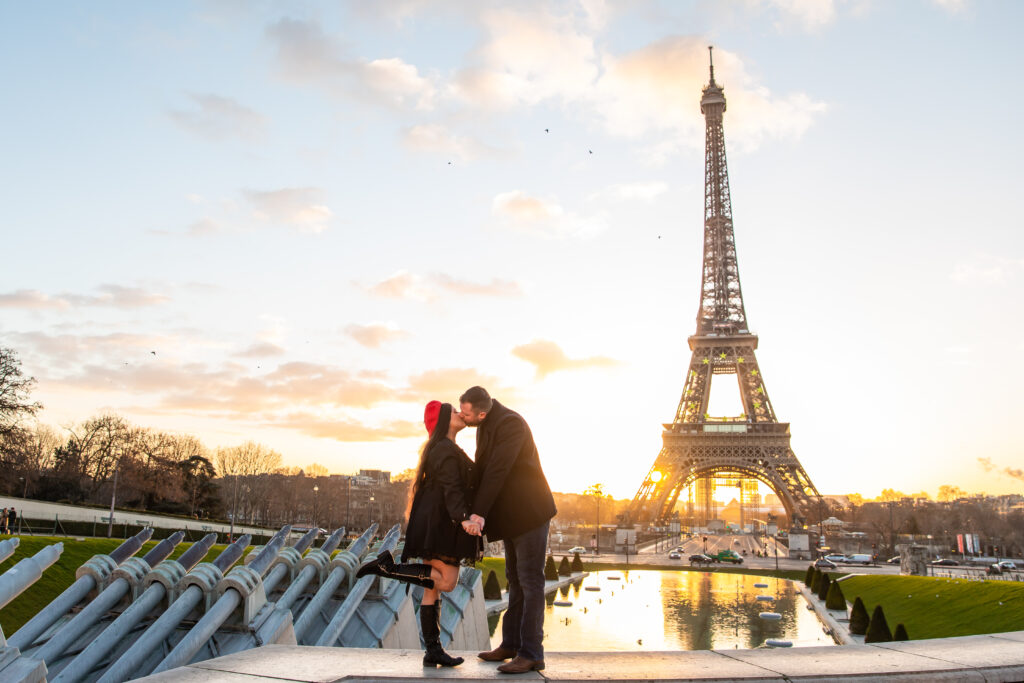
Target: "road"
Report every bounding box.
[566,534,901,575]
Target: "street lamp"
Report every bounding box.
[313,485,319,530]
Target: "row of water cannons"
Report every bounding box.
[0,521,404,682]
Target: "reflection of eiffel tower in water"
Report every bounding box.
[629,47,820,528]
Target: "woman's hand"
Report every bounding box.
[461,520,481,536]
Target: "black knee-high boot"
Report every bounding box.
[420,603,463,667]
[354,549,435,588]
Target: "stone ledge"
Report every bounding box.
[140,634,1024,682]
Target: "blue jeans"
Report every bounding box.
[499,521,549,661]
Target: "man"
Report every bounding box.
[459,386,556,674]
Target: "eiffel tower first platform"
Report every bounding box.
[629,48,820,528]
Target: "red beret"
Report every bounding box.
[424,400,442,435]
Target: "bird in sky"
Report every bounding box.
[588,150,593,154]
[544,128,549,133]
[150,351,156,355]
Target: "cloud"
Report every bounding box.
[234,342,286,358]
[978,457,1024,483]
[766,0,837,32]
[931,0,970,14]
[401,123,504,161]
[243,187,334,233]
[511,339,620,379]
[403,367,510,402]
[593,37,827,156]
[951,255,1023,285]
[266,18,436,110]
[0,285,169,310]
[451,6,599,108]
[365,271,523,301]
[345,323,411,348]
[492,191,607,239]
[263,10,825,155]
[276,413,422,442]
[167,93,265,141]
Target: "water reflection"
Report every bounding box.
[490,570,833,651]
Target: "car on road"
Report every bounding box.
[814,558,836,569]
[997,560,1018,571]
[931,558,958,566]
[846,554,873,565]
[886,556,901,564]
[823,554,847,564]
[708,549,743,564]
[668,551,682,560]
[568,546,586,554]
[689,554,714,565]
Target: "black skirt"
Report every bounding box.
[402,439,481,565]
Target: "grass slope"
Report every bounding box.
[0,535,229,635]
[839,574,1024,640]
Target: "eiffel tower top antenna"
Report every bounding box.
[708,45,715,84]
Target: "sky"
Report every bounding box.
[2,0,1023,501]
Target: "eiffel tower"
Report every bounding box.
[629,48,820,528]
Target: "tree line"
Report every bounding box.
[0,346,411,529]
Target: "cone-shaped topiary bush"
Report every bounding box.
[865,604,893,643]
[892,623,909,641]
[558,556,571,576]
[483,570,502,600]
[825,578,846,610]
[804,564,816,586]
[811,569,822,594]
[849,596,870,635]
[817,572,832,601]
[571,552,583,572]
[545,555,558,580]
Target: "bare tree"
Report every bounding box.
[0,347,42,438]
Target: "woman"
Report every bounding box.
[355,400,480,667]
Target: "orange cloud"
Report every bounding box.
[0,285,169,310]
[365,271,522,301]
[511,339,620,379]
[345,323,411,348]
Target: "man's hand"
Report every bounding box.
[461,520,481,536]
[469,514,485,531]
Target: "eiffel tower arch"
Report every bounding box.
[629,47,820,528]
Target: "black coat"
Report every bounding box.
[402,438,479,563]
[471,400,556,542]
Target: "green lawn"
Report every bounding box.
[838,574,1024,640]
[0,535,230,634]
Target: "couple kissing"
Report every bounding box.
[356,386,557,674]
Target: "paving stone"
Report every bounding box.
[541,651,785,681]
[718,643,976,680]
[187,645,540,682]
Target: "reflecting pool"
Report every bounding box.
[489,570,834,651]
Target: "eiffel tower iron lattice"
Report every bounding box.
[629,47,821,528]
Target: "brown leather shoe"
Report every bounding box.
[478,646,516,662]
[497,655,545,673]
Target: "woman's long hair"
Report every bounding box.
[405,402,451,520]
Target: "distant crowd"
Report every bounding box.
[1,506,18,534]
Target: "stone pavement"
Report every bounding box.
[141,635,1024,682]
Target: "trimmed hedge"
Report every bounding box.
[571,552,583,572]
[483,570,502,600]
[826,578,847,610]
[558,556,571,576]
[865,604,893,643]
[816,572,832,601]
[804,564,816,586]
[893,623,909,641]
[849,596,870,635]
[544,555,558,581]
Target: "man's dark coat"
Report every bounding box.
[471,400,556,541]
